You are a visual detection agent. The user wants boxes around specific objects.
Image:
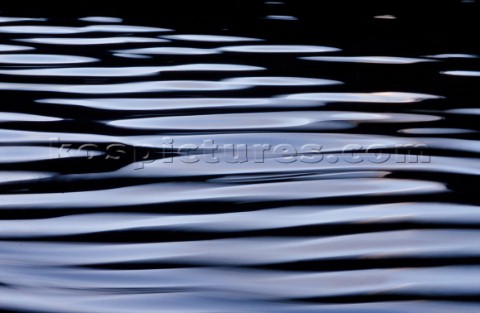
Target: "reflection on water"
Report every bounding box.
[219,44,340,53]
[282,92,442,103]
[0,54,97,64]
[114,46,220,55]
[0,80,251,94]
[162,34,262,42]
[0,64,264,77]
[223,76,340,86]
[302,56,434,64]
[0,1,480,313]
[0,24,171,34]
[425,54,478,59]
[79,16,124,23]
[0,44,33,51]
[442,70,480,77]
[18,36,167,45]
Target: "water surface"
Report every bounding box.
[1,1,479,312]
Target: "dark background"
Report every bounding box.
[2,0,478,53]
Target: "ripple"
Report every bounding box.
[399,128,476,134]
[114,47,219,55]
[333,112,440,123]
[446,108,480,115]
[18,37,168,45]
[109,111,358,130]
[220,45,340,53]
[162,34,262,42]
[0,54,97,64]
[424,138,480,154]
[0,241,476,313]
[374,15,397,19]
[126,132,418,154]
[0,25,85,34]
[3,230,479,272]
[0,64,263,77]
[442,70,480,77]
[171,63,264,71]
[0,67,165,78]
[302,56,434,64]
[83,24,172,33]
[108,111,439,130]
[0,112,61,122]
[0,146,98,163]
[0,275,477,313]
[0,146,56,164]
[0,178,445,209]
[114,53,152,59]
[37,97,309,111]
[223,76,342,86]
[425,53,478,58]
[79,16,123,23]
[0,128,114,144]
[3,204,479,237]
[0,44,34,52]
[0,171,54,185]
[0,16,46,23]
[0,25,171,34]
[112,151,479,179]
[0,10,478,313]
[0,80,250,94]
[265,15,298,20]
[282,91,442,103]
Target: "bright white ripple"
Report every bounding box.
[79,16,123,23]
[302,56,434,64]
[282,92,442,103]
[17,37,167,45]
[163,34,262,42]
[220,45,340,53]
[442,71,480,77]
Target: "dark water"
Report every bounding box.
[1,1,480,312]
